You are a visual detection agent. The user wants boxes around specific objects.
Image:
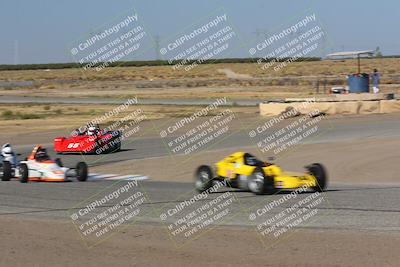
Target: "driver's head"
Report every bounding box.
[1,143,13,157]
[244,153,259,166]
[246,156,256,166]
[2,143,10,149]
[35,148,48,161]
[87,126,97,136]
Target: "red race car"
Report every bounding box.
[54,126,122,154]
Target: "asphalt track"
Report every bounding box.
[5,113,400,168]
[0,114,400,232]
[0,180,399,232]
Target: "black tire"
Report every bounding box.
[91,141,100,155]
[113,132,122,153]
[226,175,239,188]
[101,144,111,154]
[307,163,327,192]
[2,161,12,181]
[19,163,29,183]
[107,141,121,154]
[55,158,63,167]
[114,141,121,152]
[248,166,275,195]
[76,162,88,182]
[195,165,214,192]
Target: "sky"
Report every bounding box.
[0,0,398,64]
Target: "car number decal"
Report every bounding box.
[67,143,80,148]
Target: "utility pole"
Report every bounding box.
[14,40,19,65]
[252,29,269,40]
[154,34,161,60]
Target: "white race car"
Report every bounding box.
[1,145,88,183]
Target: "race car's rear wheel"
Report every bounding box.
[2,161,12,181]
[195,165,214,192]
[76,162,88,182]
[19,163,29,183]
[307,163,327,192]
[248,166,275,195]
[55,158,63,167]
[226,175,239,188]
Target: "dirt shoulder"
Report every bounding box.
[0,216,398,267]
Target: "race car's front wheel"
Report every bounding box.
[248,166,275,195]
[108,142,121,154]
[195,165,214,192]
[19,163,29,183]
[1,161,12,181]
[307,163,327,192]
[114,141,121,152]
[76,162,88,182]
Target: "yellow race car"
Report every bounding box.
[195,152,327,195]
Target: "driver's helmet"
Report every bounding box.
[1,143,13,157]
[246,156,257,166]
[244,153,258,166]
[87,126,97,136]
[35,148,49,162]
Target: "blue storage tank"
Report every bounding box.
[348,73,369,93]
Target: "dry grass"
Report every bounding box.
[0,58,398,81]
[0,58,399,100]
[0,104,258,134]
